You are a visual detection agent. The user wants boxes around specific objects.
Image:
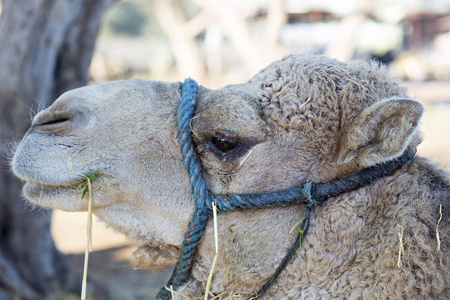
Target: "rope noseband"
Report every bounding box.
[156,78,416,299]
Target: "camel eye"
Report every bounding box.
[211,137,240,153]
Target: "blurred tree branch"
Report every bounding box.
[192,0,264,74]
[192,0,287,76]
[266,0,288,56]
[150,0,208,81]
[326,0,374,61]
[150,0,288,81]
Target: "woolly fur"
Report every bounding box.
[252,54,410,159]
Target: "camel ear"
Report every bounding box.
[337,98,424,167]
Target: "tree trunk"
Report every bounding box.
[0,0,114,299]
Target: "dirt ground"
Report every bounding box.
[51,80,450,300]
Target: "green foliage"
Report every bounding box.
[294,225,304,250]
[80,174,96,200]
[102,1,148,37]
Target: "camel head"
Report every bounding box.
[12,54,424,295]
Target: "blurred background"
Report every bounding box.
[0,0,449,299]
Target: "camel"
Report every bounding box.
[12,54,449,299]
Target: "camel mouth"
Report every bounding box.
[16,169,102,189]
[21,173,114,211]
[22,181,82,208]
[21,176,87,187]
[23,180,88,198]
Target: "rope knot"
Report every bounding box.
[302,181,320,207]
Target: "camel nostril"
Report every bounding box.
[39,117,71,126]
[31,101,90,134]
[31,111,75,134]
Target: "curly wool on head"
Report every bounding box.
[251,54,409,157]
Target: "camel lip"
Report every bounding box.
[22,180,111,211]
[19,173,98,187]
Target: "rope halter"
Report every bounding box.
[155,78,417,299]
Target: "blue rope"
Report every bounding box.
[156,79,214,300]
[155,78,417,300]
[177,78,212,209]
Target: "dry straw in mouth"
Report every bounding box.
[63,147,94,300]
[80,176,93,300]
